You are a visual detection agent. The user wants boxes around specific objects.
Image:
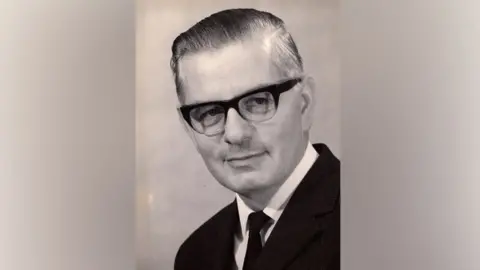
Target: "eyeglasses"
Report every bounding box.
[179,77,303,136]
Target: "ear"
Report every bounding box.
[177,108,199,149]
[299,76,316,132]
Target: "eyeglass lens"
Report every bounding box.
[189,91,277,135]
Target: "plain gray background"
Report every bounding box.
[136,0,339,269]
[1,1,135,269]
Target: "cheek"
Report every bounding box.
[260,103,302,140]
[255,110,303,162]
[195,136,224,164]
[256,121,299,159]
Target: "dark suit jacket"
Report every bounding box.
[174,143,340,270]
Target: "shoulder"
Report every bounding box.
[177,204,231,249]
[174,201,236,269]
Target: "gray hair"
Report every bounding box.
[170,8,304,103]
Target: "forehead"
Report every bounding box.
[178,41,284,105]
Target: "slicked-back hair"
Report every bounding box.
[170,8,304,103]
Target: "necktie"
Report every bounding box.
[243,211,271,270]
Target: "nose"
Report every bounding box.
[223,108,252,145]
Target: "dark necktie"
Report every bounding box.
[243,211,271,270]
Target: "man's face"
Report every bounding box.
[178,41,312,199]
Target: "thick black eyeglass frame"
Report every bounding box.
[178,77,303,132]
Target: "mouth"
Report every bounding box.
[225,152,266,162]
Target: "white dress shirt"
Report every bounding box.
[233,142,319,270]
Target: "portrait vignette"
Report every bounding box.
[136,1,340,269]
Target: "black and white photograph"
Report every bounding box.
[137,1,340,269]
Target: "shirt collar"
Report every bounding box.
[235,142,319,237]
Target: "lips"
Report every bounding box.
[226,152,266,162]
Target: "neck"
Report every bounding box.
[239,186,278,211]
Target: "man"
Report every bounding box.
[170,8,339,270]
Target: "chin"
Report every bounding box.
[231,174,270,194]
[213,167,272,194]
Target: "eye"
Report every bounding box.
[190,105,224,127]
[241,92,274,114]
[250,97,268,105]
[198,107,222,121]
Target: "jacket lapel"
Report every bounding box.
[253,144,340,270]
[205,201,239,270]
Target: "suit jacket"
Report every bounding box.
[174,143,340,270]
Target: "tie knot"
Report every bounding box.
[247,211,270,233]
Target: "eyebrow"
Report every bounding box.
[182,78,296,108]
